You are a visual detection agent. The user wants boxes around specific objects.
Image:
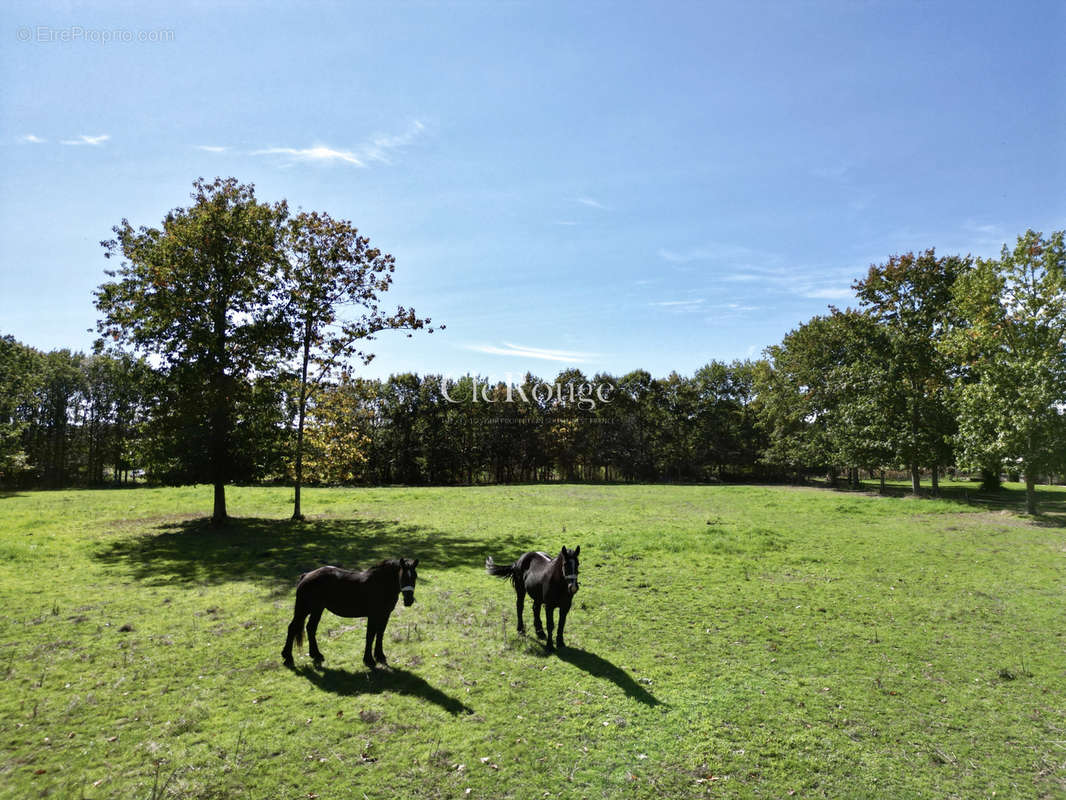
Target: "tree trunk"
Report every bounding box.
[1024,470,1038,515]
[930,466,939,495]
[980,465,1001,492]
[292,317,312,521]
[210,305,229,526]
[212,480,227,524]
[879,469,886,493]
[910,463,921,496]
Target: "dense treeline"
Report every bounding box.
[0,339,153,488]
[1,180,1062,515]
[0,349,768,488]
[299,365,766,485]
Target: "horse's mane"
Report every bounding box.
[364,559,400,574]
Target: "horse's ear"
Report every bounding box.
[574,545,580,557]
[411,559,419,568]
[560,545,567,556]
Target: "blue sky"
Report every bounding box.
[2,1,1063,382]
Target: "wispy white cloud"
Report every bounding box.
[361,120,426,164]
[467,342,595,364]
[60,134,109,146]
[963,220,1002,237]
[811,162,852,182]
[574,196,607,210]
[650,298,705,311]
[802,287,853,300]
[722,273,763,282]
[253,120,428,168]
[252,145,364,166]
[195,145,228,153]
[658,242,770,265]
[20,134,45,144]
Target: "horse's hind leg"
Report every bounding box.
[306,607,325,663]
[515,586,526,634]
[545,605,556,651]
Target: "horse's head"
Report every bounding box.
[560,545,580,595]
[399,558,419,606]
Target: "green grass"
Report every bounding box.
[1,483,1064,799]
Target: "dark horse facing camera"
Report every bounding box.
[282,558,419,669]
[486,546,580,651]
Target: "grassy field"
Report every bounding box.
[1,482,1064,799]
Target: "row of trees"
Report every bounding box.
[0,350,766,489]
[298,364,764,486]
[0,340,151,488]
[760,231,1066,514]
[0,174,1062,516]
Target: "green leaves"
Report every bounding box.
[94,178,292,521]
[945,230,1066,511]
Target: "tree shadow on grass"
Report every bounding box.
[555,646,664,707]
[93,515,527,592]
[1031,510,1066,528]
[293,664,474,716]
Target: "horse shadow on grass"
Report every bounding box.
[93,516,528,592]
[293,664,474,716]
[553,646,664,707]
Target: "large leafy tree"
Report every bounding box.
[95,177,290,523]
[946,230,1066,514]
[852,249,968,494]
[0,335,41,483]
[758,309,896,485]
[282,211,436,519]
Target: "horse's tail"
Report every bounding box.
[292,572,308,648]
[487,556,524,590]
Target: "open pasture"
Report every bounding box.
[1,483,1064,799]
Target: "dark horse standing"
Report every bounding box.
[486,546,580,651]
[282,558,418,669]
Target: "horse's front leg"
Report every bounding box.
[532,599,546,639]
[306,608,324,663]
[373,614,390,665]
[545,605,556,651]
[363,618,378,669]
[556,604,569,650]
[282,610,305,667]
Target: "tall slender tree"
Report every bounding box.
[282,211,437,519]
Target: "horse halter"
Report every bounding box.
[399,561,417,606]
[562,554,579,591]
